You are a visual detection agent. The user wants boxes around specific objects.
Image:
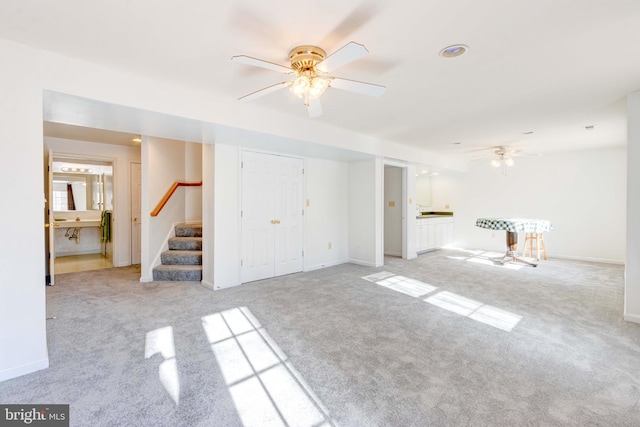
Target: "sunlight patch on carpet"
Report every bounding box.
[425,291,522,332]
[446,248,526,270]
[145,326,181,405]
[363,272,522,332]
[202,307,336,427]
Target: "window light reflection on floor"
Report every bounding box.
[145,326,181,405]
[362,272,522,332]
[374,275,438,298]
[446,247,525,270]
[424,291,523,332]
[202,307,336,427]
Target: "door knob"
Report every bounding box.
[133,217,138,222]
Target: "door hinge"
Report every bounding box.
[302,168,304,174]
[241,210,243,217]
[241,260,243,266]
[302,250,304,257]
[241,161,244,168]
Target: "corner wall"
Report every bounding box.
[625,92,640,322]
[142,137,186,281]
[349,158,384,267]
[0,41,48,381]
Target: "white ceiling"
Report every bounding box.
[3,0,640,159]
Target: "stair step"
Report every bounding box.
[175,223,202,237]
[168,236,202,251]
[161,250,202,265]
[153,265,202,281]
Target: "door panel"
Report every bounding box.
[131,163,142,264]
[241,152,276,283]
[241,152,303,282]
[274,156,303,276]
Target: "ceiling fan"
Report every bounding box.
[471,146,540,175]
[231,42,386,117]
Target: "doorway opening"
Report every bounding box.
[49,157,114,275]
[383,165,405,258]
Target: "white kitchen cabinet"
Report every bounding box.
[416,216,454,253]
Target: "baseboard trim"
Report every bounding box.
[624,313,640,324]
[348,258,378,267]
[304,259,348,272]
[200,279,214,290]
[0,358,49,382]
[383,251,402,257]
[552,254,625,265]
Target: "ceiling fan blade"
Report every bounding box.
[307,98,323,118]
[238,82,290,102]
[329,77,385,96]
[317,41,369,73]
[231,55,293,74]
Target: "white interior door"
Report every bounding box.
[274,155,304,276]
[241,151,303,283]
[131,162,142,265]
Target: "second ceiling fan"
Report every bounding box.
[231,41,385,117]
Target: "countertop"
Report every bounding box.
[416,211,454,219]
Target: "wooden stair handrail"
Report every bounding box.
[150,181,202,217]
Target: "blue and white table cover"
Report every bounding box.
[475,218,553,233]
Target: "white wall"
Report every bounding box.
[143,137,186,281]
[304,158,349,270]
[349,158,384,267]
[209,147,353,287]
[212,144,241,289]
[0,41,48,381]
[201,143,215,289]
[443,147,626,263]
[45,137,141,266]
[384,166,403,256]
[185,142,203,223]
[625,92,640,322]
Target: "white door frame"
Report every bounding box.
[381,159,415,261]
[130,162,142,265]
[48,151,118,264]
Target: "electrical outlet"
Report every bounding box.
[306,199,310,207]
[328,242,332,249]
[445,204,450,209]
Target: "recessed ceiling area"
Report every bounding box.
[44,122,140,147]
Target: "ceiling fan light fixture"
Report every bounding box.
[491,158,501,168]
[504,157,515,167]
[290,75,311,97]
[308,76,330,99]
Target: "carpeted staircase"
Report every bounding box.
[152,223,202,281]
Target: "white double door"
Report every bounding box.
[241,151,304,283]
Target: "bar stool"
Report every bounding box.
[523,232,547,261]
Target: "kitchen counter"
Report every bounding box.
[416,211,454,219]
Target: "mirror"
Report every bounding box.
[52,160,113,212]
